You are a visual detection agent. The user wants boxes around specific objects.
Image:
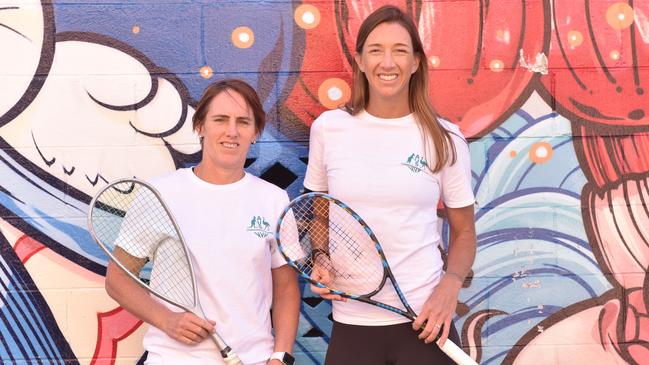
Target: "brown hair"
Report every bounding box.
[348,5,456,172]
[192,79,266,139]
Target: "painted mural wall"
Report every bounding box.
[1,0,647,364]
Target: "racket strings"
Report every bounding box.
[278,197,384,295]
[328,218,363,262]
[90,181,196,309]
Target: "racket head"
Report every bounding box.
[88,178,198,312]
[277,193,474,365]
[275,192,389,297]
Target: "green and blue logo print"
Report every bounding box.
[402,153,428,173]
[247,215,271,237]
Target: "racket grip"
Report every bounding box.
[210,333,244,365]
[437,339,478,365]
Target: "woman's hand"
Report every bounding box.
[412,273,463,346]
[310,257,347,302]
[162,311,216,346]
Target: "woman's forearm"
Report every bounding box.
[105,261,172,329]
[444,205,477,284]
[270,265,300,352]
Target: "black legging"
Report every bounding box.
[325,321,461,365]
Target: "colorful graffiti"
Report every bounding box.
[1,0,647,364]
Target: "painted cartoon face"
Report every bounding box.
[354,22,420,108]
[198,90,257,172]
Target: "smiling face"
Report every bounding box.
[197,89,257,173]
[354,22,420,111]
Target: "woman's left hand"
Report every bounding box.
[267,360,283,365]
[412,273,463,346]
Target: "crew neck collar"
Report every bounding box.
[185,167,250,190]
[358,109,415,125]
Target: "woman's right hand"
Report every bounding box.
[163,311,216,345]
[310,264,347,302]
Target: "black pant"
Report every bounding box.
[325,321,461,365]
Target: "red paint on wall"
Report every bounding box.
[14,235,46,264]
[90,307,143,365]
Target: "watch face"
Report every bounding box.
[283,352,295,365]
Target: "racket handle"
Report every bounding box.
[437,339,478,365]
[210,333,244,365]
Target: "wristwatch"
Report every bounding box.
[269,351,295,365]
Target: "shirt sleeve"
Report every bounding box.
[114,185,163,259]
[440,130,475,208]
[303,116,328,192]
[270,191,291,269]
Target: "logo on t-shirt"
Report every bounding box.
[402,153,428,173]
[247,215,271,237]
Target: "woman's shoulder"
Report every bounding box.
[146,168,188,186]
[436,117,460,133]
[246,174,289,199]
[313,108,353,125]
[436,117,467,143]
[310,109,357,138]
[143,168,192,201]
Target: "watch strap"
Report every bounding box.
[269,351,295,365]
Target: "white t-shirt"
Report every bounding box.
[303,109,474,326]
[121,168,289,365]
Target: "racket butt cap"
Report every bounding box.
[222,350,244,365]
[437,339,479,365]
